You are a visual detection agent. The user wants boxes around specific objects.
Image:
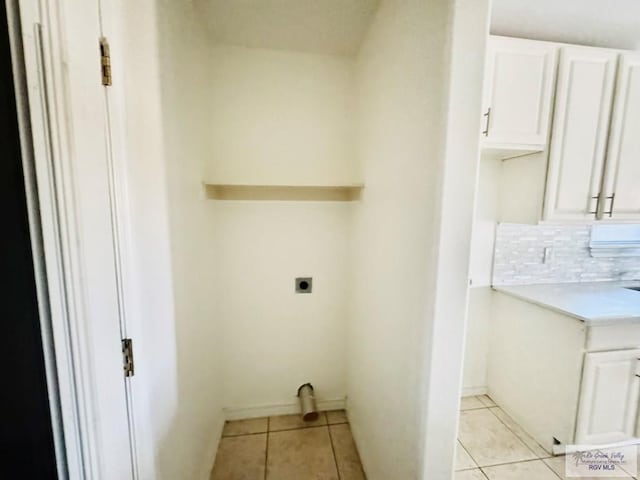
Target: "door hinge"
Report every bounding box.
[122,338,134,377]
[100,37,112,86]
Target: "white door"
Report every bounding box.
[575,349,640,445]
[482,36,557,148]
[602,53,640,221]
[543,46,618,222]
[18,0,136,478]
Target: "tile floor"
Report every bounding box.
[456,395,636,480]
[210,410,366,480]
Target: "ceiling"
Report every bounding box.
[491,0,640,50]
[195,0,380,57]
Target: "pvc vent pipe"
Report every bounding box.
[297,383,319,421]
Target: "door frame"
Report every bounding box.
[5,2,66,477]
[9,1,139,478]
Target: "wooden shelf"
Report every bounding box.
[204,183,364,201]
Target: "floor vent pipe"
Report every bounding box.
[297,383,319,422]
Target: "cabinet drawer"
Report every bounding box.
[587,323,640,351]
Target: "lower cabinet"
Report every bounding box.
[489,293,640,453]
[575,349,640,445]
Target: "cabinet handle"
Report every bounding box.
[482,108,491,137]
[603,194,616,218]
[589,194,601,216]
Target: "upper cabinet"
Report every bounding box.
[482,36,557,158]
[601,53,640,220]
[543,46,618,222]
[482,36,640,223]
[543,48,640,222]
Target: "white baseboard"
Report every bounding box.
[461,386,488,397]
[198,414,225,480]
[224,398,346,421]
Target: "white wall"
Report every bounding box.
[155,1,224,478]
[499,152,548,224]
[215,202,351,415]
[349,0,468,477]
[463,155,500,395]
[462,151,548,394]
[462,288,493,395]
[196,0,380,57]
[469,157,501,288]
[117,2,487,479]
[491,0,640,50]
[419,0,490,477]
[207,46,357,186]
[209,46,355,415]
[117,1,224,478]
[115,2,177,478]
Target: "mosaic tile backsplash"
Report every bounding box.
[492,223,640,286]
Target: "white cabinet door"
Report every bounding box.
[19,1,137,478]
[543,47,618,222]
[602,53,640,221]
[482,36,557,150]
[575,349,640,445]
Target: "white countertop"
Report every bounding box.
[493,281,640,325]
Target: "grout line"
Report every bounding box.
[269,424,329,434]
[540,459,563,480]
[458,403,549,473]
[327,425,341,480]
[480,458,540,468]
[222,431,269,438]
[264,417,270,480]
[486,406,550,459]
[533,458,563,480]
[460,406,492,412]
[479,457,553,469]
[457,441,480,471]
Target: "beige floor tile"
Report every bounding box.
[222,417,269,437]
[461,396,487,411]
[457,440,478,471]
[478,395,496,407]
[210,434,266,480]
[267,427,338,480]
[458,409,537,467]
[269,412,327,432]
[330,424,365,480]
[326,409,348,425]
[455,469,487,480]
[489,407,550,458]
[483,460,559,480]
[544,455,633,480]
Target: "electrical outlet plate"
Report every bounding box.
[295,277,312,293]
